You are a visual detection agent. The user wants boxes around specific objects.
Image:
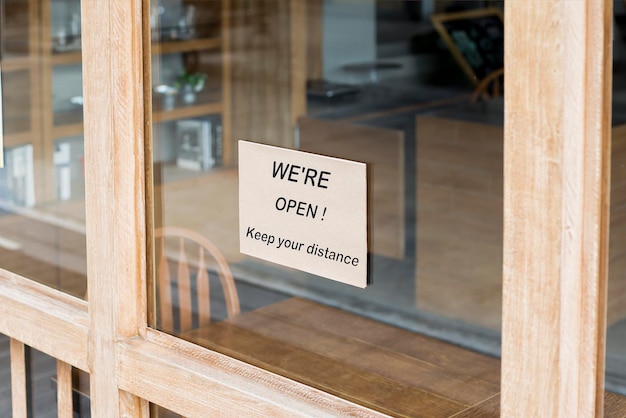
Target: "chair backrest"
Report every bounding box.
[470,68,504,103]
[155,226,240,333]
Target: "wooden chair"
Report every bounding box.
[470,68,504,103]
[68,227,239,416]
[155,226,240,333]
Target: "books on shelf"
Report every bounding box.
[0,145,36,208]
[175,116,222,171]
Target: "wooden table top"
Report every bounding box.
[183,297,501,417]
[182,297,626,417]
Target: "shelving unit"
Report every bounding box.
[0,0,232,206]
[47,0,231,158]
[1,0,40,146]
[0,0,43,209]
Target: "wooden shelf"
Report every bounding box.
[4,131,35,148]
[53,109,84,139]
[153,101,223,123]
[48,37,222,67]
[1,56,32,72]
[4,118,32,138]
[154,37,222,55]
[51,89,222,137]
[51,50,82,66]
[153,88,222,123]
[53,123,84,139]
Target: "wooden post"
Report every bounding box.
[9,339,27,418]
[82,0,149,416]
[56,360,73,417]
[502,1,613,417]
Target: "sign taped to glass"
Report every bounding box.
[239,140,368,288]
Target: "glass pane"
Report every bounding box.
[0,0,86,299]
[0,335,9,416]
[150,0,503,414]
[607,0,626,397]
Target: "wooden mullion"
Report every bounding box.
[56,360,73,418]
[502,1,613,416]
[82,0,149,416]
[9,338,27,418]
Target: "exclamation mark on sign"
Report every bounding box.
[321,207,327,221]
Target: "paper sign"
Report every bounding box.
[239,140,368,288]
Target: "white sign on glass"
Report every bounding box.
[239,140,368,288]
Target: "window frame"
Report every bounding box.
[0,0,615,416]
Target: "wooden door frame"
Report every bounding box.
[0,0,615,417]
[502,1,613,417]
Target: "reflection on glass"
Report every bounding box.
[151,0,504,413]
[0,0,86,299]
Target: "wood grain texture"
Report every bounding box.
[118,328,392,418]
[449,394,499,418]
[415,115,503,329]
[56,360,73,418]
[502,1,613,417]
[9,339,27,418]
[447,392,626,418]
[181,298,501,417]
[0,271,88,371]
[81,0,149,416]
[260,298,501,385]
[604,392,626,417]
[229,0,298,155]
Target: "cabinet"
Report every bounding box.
[0,0,232,205]
[0,0,42,206]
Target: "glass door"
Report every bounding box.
[0,1,621,417]
[148,1,505,415]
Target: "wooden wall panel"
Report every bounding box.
[229,0,306,155]
[502,1,613,417]
[306,0,323,80]
[415,116,503,330]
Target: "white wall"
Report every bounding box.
[322,0,376,84]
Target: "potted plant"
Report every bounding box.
[176,71,207,104]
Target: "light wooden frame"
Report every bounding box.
[502,1,613,417]
[0,0,616,417]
